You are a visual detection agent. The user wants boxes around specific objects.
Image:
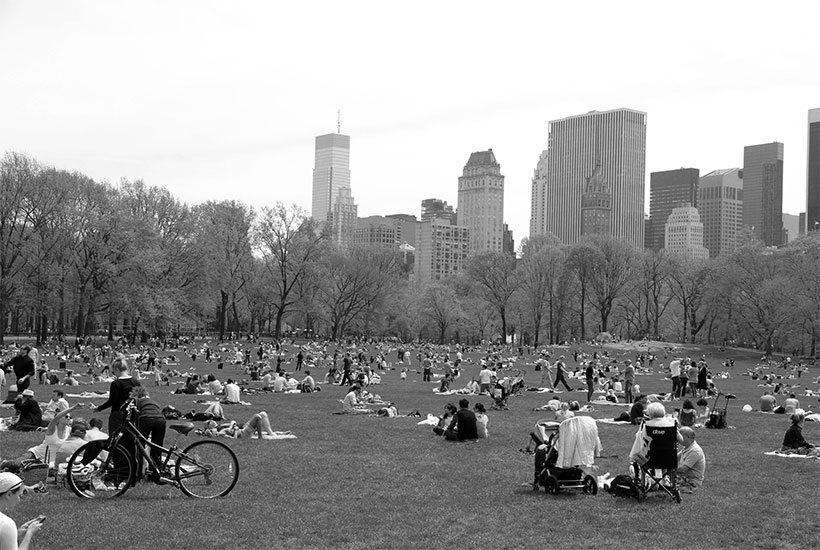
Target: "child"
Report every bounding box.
[400,367,407,381]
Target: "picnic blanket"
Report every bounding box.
[67,391,109,398]
[595,418,633,425]
[764,450,820,460]
[417,414,440,426]
[590,399,630,407]
[249,432,297,440]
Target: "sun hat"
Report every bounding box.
[22,389,34,397]
[0,472,24,494]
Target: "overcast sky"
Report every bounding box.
[1,0,818,244]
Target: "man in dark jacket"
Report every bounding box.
[3,345,35,392]
[444,399,478,441]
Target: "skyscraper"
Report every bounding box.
[311,133,351,222]
[580,162,611,237]
[457,149,505,253]
[664,204,709,260]
[743,142,784,247]
[329,187,357,250]
[698,168,743,257]
[414,219,470,284]
[530,108,646,248]
[807,108,820,233]
[647,168,699,252]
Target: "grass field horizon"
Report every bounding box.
[1,338,818,550]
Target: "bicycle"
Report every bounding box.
[65,400,239,499]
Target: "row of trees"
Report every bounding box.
[2,152,819,355]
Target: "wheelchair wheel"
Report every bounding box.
[545,475,559,495]
[582,475,598,495]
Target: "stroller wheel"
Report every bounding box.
[582,475,598,496]
[545,475,559,495]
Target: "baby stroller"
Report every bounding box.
[533,416,600,495]
[706,391,735,429]
[631,422,681,502]
[492,370,526,410]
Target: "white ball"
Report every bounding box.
[742,404,752,412]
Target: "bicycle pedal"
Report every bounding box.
[157,477,174,485]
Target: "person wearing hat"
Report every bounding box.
[11,390,42,432]
[3,346,35,392]
[0,472,44,550]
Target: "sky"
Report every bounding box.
[1,0,818,245]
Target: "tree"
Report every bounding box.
[465,251,517,343]
[419,281,461,343]
[255,203,326,339]
[517,235,566,346]
[668,256,713,344]
[583,236,635,334]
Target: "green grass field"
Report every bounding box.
[2,341,818,550]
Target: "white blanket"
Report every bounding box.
[555,416,601,468]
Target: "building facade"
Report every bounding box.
[647,168,700,252]
[354,216,399,249]
[664,204,709,260]
[807,108,820,233]
[698,168,743,257]
[457,150,504,253]
[414,219,470,284]
[329,187,357,250]
[311,133,352,222]
[530,108,646,248]
[743,142,784,247]
[421,198,456,224]
[580,162,612,237]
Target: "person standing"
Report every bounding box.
[696,361,709,398]
[585,361,595,402]
[553,356,574,392]
[478,363,493,394]
[669,357,682,398]
[340,353,353,386]
[131,386,166,483]
[422,355,433,383]
[623,360,636,403]
[92,355,140,434]
[3,346,35,392]
[686,360,698,398]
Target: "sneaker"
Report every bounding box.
[92,478,116,491]
[83,489,95,498]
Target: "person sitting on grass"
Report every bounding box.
[433,403,458,436]
[781,411,819,456]
[678,399,697,427]
[474,402,489,439]
[206,374,223,395]
[223,379,241,404]
[85,418,108,442]
[696,398,710,423]
[10,390,42,432]
[554,402,575,423]
[0,472,43,550]
[342,385,371,414]
[443,398,478,442]
[17,403,80,464]
[676,427,706,492]
[299,370,316,393]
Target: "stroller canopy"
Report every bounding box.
[555,416,601,469]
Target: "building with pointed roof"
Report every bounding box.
[457,149,505,253]
[581,162,611,237]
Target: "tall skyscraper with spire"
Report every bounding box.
[311,121,357,249]
[581,161,612,237]
[530,108,646,248]
[457,149,505,253]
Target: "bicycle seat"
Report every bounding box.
[169,422,196,435]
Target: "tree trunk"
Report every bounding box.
[579,282,586,341]
[218,290,228,342]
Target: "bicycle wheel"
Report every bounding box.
[66,441,133,500]
[175,440,239,498]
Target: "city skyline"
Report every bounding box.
[1,2,818,247]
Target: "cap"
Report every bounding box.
[22,389,34,397]
[0,472,24,494]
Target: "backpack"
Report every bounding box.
[608,474,638,498]
[162,405,183,420]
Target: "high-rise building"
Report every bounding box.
[311,133,351,222]
[647,168,699,252]
[530,108,646,248]
[354,216,399,249]
[807,108,820,233]
[698,168,743,257]
[502,223,515,256]
[782,213,800,243]
[421,199,456,224]
[664,204,709,260]
[385,214,418,249]
[414,219,470,284]
[743,142,784,247]
[581,162,612,237]
[457,150,504,253]
[329,187,357,250]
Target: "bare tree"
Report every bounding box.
[465,251,517,343]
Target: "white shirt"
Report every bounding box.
[224,383,241,403]
[669,359,681,377]
[478,368,493,384]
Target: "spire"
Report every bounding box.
[337,109,341,134]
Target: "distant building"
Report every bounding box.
[799,212,807,237]
[414,219,470,284]
[647,168,699,252]
[502,223,515,256]
[664,204,709,260]
[807,108,820,233]
[530,108,646,248]
[329,187,357,250]
[698,168,743,257]
[743,142,784,247]
[457,149,505,253]
[385,214,418,249]
[354,216,399,249]
[421,199,456,224]
[311,133,351,222]
[580,161,612,237]
[782,213,799,243]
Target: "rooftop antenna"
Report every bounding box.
[337,109,341,134]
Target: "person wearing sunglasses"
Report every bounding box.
[0,472,44,550]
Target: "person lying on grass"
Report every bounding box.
[781,411,819,456]
[211,412,292,439]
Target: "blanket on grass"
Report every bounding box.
[249,432,297,440]
[764,450,820,460]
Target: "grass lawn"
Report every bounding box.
[1,341,818,550]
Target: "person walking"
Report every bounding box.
[553,356,574,392]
